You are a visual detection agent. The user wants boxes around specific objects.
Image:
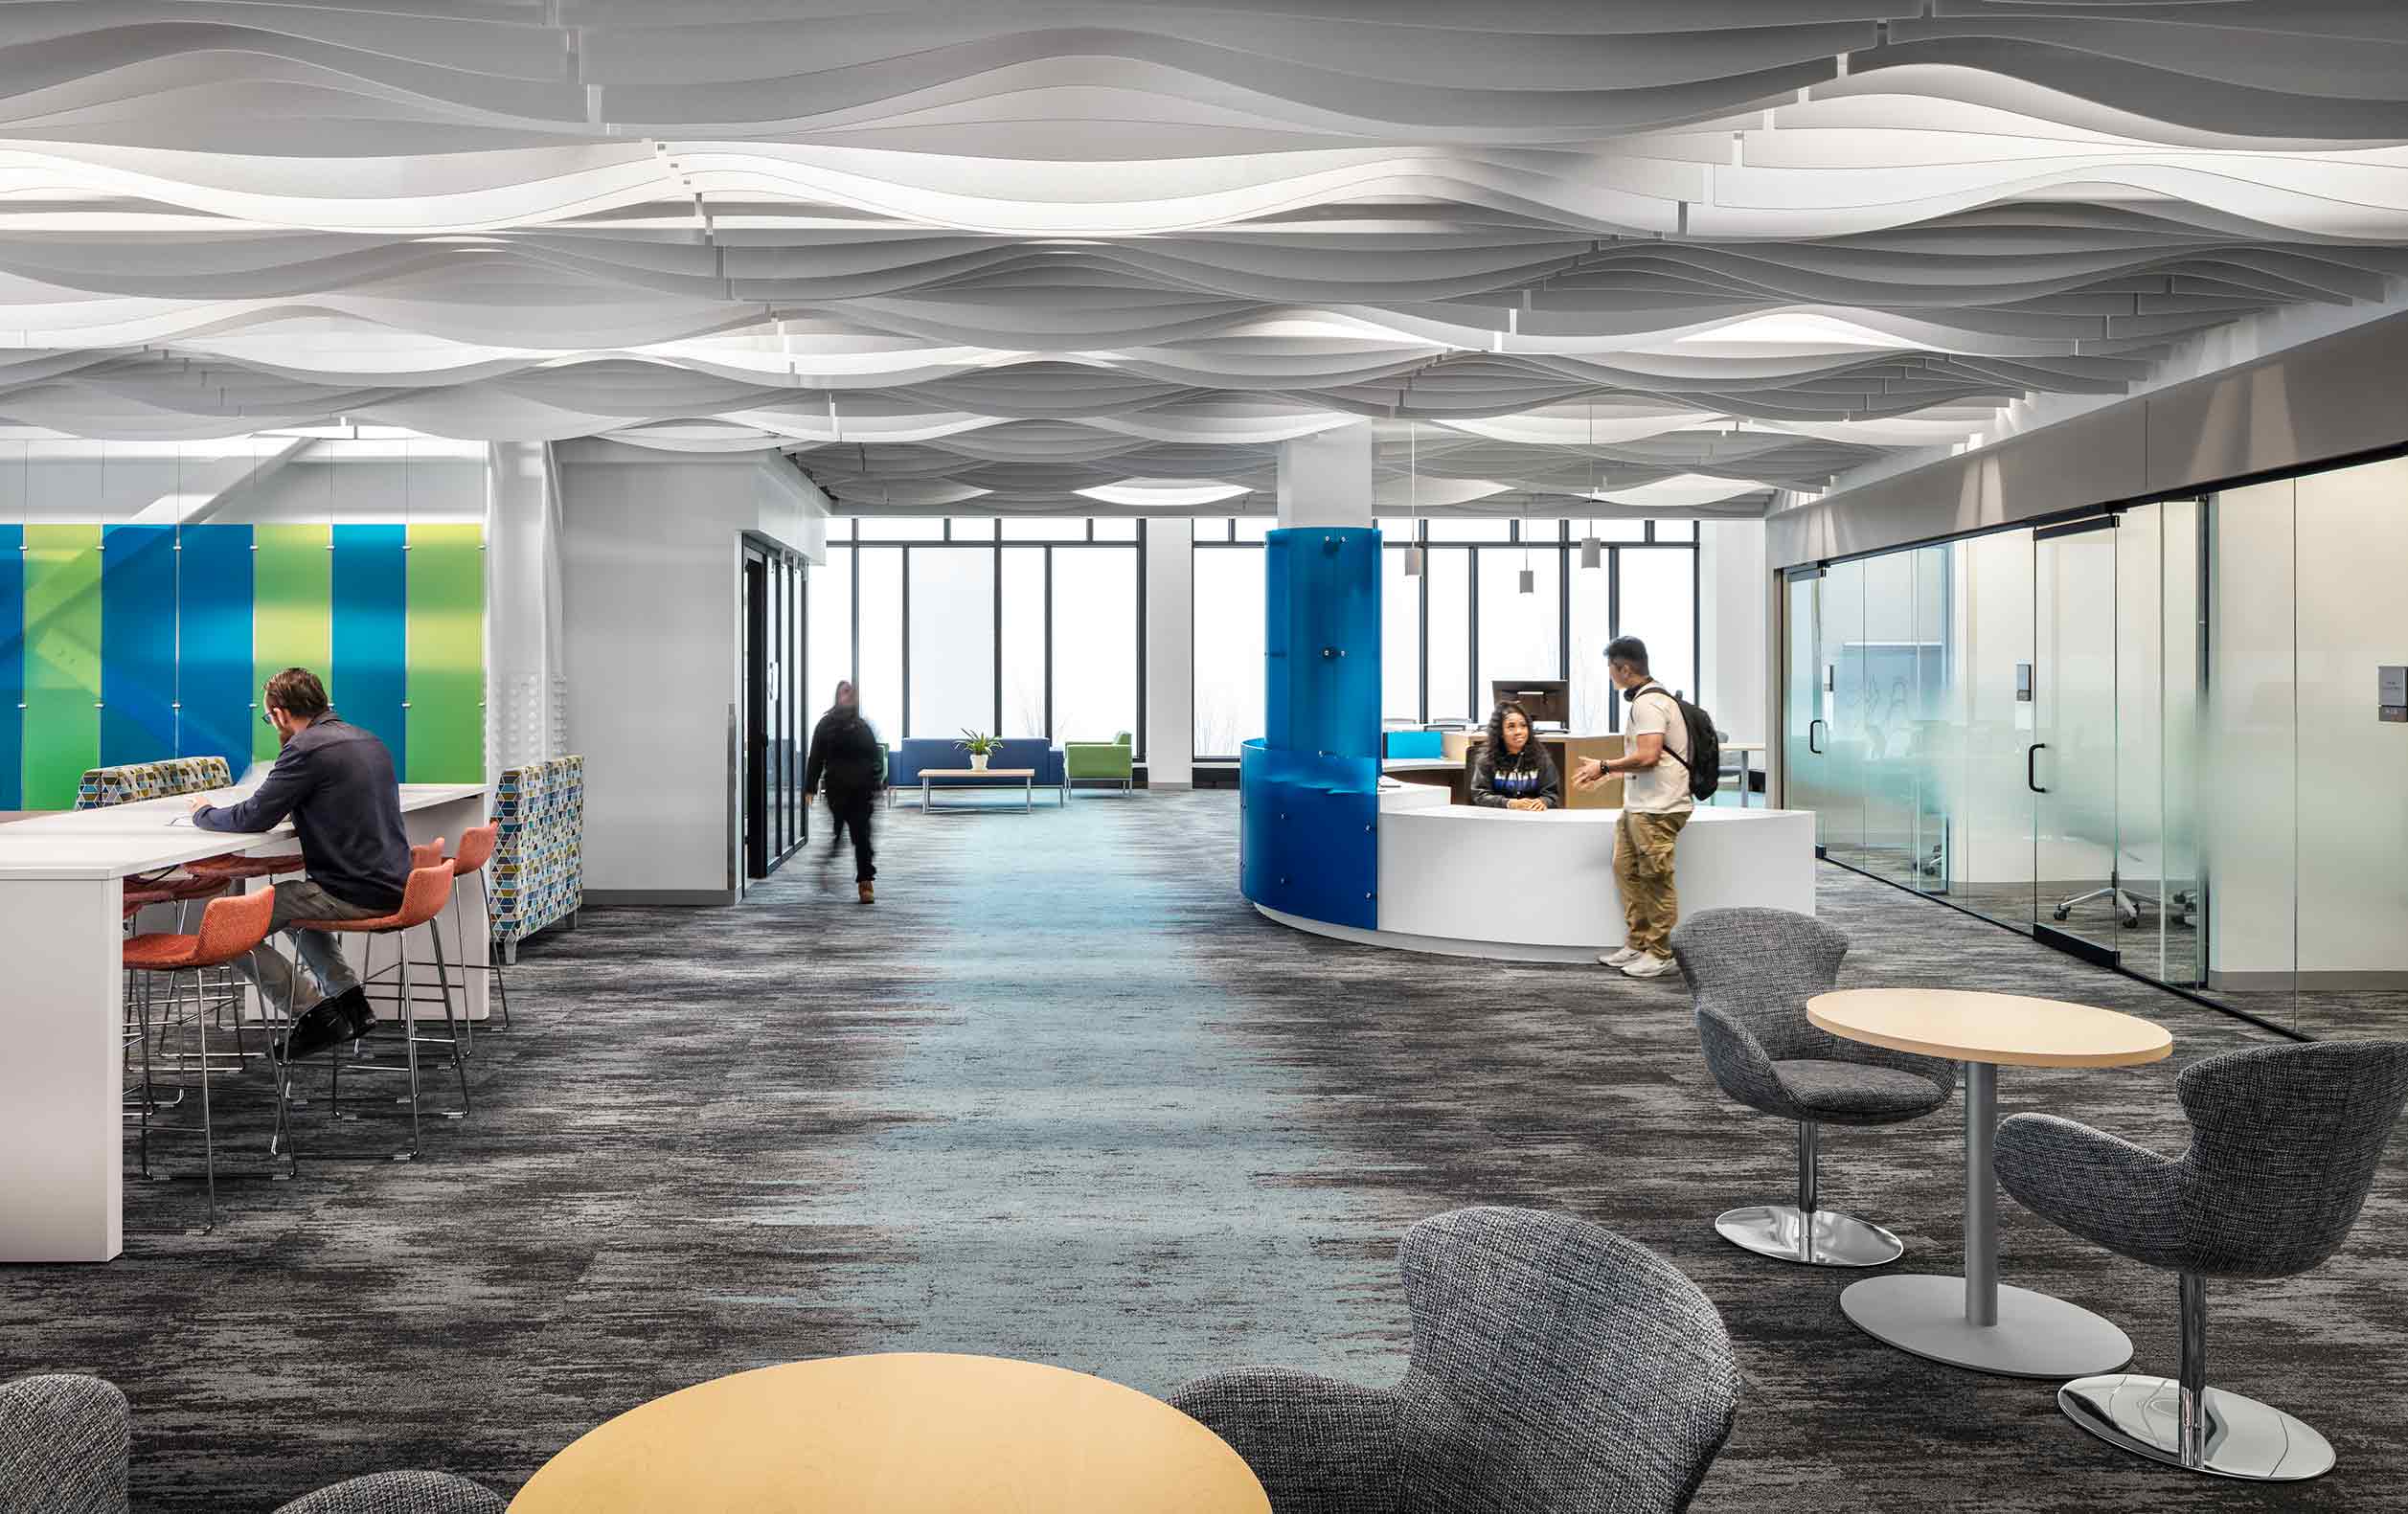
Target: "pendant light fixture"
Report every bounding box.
[1517,498,1535,595]
[1401,419,1423,576]
[1579,400,1603,567]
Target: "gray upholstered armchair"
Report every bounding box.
[1670,908,1955,1267]
[1996,1039,2408,1482]
[0,1373,503,1514]
[0,1374,126,1514]
[1167,1207,1739,1514]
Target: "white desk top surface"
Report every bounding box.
[0,784,488,880]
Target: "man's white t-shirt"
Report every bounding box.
[1624,685,1693,815]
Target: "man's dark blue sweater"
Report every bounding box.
[194,716,411,913]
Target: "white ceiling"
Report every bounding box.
[1,2,2406,513]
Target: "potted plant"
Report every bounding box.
[957,729,1001,773]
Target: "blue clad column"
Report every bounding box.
[1239,423,1382,931]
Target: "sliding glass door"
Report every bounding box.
[1783,456,2408,1039]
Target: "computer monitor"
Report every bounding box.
[1488,678,1568,728]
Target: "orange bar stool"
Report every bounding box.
[123,885,279,1230]
[367,838,479,1057]
[279,862,466,1163]
[401,825,510,1054]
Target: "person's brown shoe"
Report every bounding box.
[857,882,875,904]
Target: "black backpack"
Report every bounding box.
[1637,685,1722,802]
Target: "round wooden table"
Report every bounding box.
[1807,988,2172,1379]
[510,1352,1270,1513]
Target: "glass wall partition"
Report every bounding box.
[1782,449,2408,1039]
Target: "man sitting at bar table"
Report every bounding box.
[187,667,412,1060]
[1468,700,1560,812]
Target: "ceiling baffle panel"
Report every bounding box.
[0,6,2397,511]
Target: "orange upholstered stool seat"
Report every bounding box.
[121,885,279,1229]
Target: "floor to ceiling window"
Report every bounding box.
[1191,517,1700,757]
[804,516,1144,755]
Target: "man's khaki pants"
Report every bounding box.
[1614,808,1692,959]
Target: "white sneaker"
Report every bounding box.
[1620,953,1678,980]
[1599,946,1643,967]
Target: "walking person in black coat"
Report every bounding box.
[804,680,886,903]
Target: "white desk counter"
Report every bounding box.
[1260,782,1815,961]
[0,782,488,1262]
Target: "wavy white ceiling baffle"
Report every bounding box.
[0,2,2403,514]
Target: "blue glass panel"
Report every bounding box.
[1263,527,1381,761]
[1239,739,1378,930]
[0,525,19,807]
[177,524,254,772]
[330,523,407,773]
[100,524,177,764]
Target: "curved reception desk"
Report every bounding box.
[1258,782,1816,961]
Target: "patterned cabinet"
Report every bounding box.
[491,755,583,961]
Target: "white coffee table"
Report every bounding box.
[1807,987,2172,1378]
[920,767,1037,812]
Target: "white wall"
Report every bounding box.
[1698,519,1766,744]
[0,438,486,525]
[553,442,829,900]
[1145,518,1194,785]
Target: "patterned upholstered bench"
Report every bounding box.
[491,755,583,963]
[75,756,233,809]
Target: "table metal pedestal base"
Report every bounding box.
[1715,1205,1903,1268]
[2059,1375,2334,1481]
[1840,1274,2132,1379]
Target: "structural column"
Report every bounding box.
[1276,423,1376,530]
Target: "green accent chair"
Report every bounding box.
[1063,732,1134,796]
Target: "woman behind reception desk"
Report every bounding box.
[1468,702,1560,812]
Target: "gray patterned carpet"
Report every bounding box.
[6,790,2403,1511]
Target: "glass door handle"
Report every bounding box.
[2027,742,2048,794]
[1808,718,1827,754]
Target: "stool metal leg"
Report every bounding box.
[430,916,470,1118]
[397,935,421,1160]
[1712,1119,1906,1268]
[2058,1273,2336,1481]
[191,968,216,1231]
[476,870,511,1029]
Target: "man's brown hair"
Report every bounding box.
[262,667,330,720]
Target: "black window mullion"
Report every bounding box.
[991,541,1004,736]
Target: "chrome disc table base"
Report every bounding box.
[2060,1374,2334,1481]
[1840,1274,2132,1379]
[1715,1204,1903,1268]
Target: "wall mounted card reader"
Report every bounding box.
[2015,663,2033,703]
[2381,665,2407,723]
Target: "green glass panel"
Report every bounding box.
[22,524,101,808]
[405,522,483,781]
[252,524,329,766]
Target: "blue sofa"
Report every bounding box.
[888,736,1064,801]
